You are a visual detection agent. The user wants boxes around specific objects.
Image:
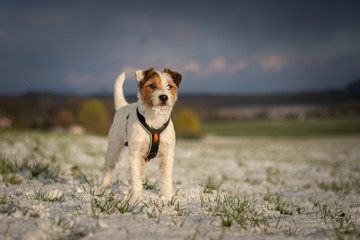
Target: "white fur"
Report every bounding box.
[114,72,127,111]
[101,70,177,201]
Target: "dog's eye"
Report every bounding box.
[149,84,156,89]
[167,85,173,90]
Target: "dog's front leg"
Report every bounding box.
[160,152,174,201]
[129,150,143,200]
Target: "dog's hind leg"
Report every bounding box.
[101,142,123,188]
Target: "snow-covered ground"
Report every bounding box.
[1,130,360,239]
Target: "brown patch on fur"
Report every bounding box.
[168,81,178,104]
[139,71,162,109]
[138,67,157,89]
[164,68,182,87]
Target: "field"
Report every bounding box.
[202,118,360,137]
[1,124,360,239]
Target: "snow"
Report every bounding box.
[1,131,360,239]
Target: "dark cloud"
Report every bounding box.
[0,0,360,95]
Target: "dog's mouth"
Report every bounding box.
[149,93,172,109]
[150,101,169,109]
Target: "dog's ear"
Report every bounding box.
[164,68,182,87]
[135,67,155,82]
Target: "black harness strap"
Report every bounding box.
[136,108,170,162]
[124,114,130,146]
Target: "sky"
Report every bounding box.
[1,0,360,95]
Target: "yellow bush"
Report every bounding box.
[173,109,201,138]
[78,99,110,135]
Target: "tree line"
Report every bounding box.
[0,94,202,137]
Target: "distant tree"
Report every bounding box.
[63,97,83,118]
[0,97,26,128]
[346,77,360,94]
[54,108,75,127]
[173,109,201,138]
[77,99,110,135]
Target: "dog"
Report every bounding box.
[101,67,182,201]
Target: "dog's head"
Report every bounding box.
[136,67,182,114]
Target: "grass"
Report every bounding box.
[281,220,300,236]
[4,175,22,185]
[318,203,359,237]
[317,177,360,194]
[0,155,60,183]
[145,199,163,219]
[201,175,223,194]
[54,216,75,232]
[142,177,159,190]
[90,188,142,218]
[35,187,64,202]
[202,118,360,137]
[265,167,282,185]
[0,194,8,204]
[264,192,303,215]
[211,194,268,230]
[1,129,360,239]
[51,216,86,240]
[71,165,93,184]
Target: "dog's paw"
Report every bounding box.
[101,173,112,188]
[160,185,172,201]
[130,190,142,202]
[100,182,109,189]
[160,193,172,201]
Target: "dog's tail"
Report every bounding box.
[114,72,128,111]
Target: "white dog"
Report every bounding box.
[101,67,182,201]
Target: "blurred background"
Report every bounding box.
[1,0,360,137]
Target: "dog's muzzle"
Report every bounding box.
[159,95,168,106]
[159,95,168,102]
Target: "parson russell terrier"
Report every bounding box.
[101,67,182,201]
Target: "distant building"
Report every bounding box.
[0,115,12,128]
[48,124,86,134]
[67,124,85,135]
[218,104,318,120]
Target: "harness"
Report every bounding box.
[125,108,170,163]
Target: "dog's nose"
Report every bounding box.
[159,95,168,102]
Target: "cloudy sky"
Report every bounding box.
[1,0,360,95]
